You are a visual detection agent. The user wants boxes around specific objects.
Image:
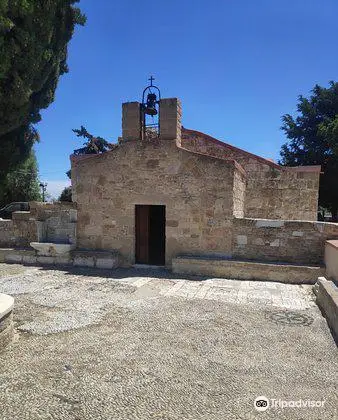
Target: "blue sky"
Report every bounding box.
[35,0,338,198]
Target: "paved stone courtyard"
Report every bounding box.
[0,263,337,419]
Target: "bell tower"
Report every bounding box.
[121,77,181,142]
[141,76,161,141]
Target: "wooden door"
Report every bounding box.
[149,205,166,265]
[135,205,166,265]
[135,205,150,264]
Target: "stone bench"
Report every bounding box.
[72,250,119,269]
[172,256,325,283]
[314,277,338,342]
[325,240,338,282]
[0,293,14,351]
[0,247,120,270]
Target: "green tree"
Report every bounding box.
[0,150,41,206]
[0,123,39,178]
[63,127,114,201]
[0,0,85,180]
[0,0,85,136]
[62,127,114,202]
[72,126,114,155]
[58,186,72,202]
[280,82,338,220]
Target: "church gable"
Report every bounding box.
[71,138,244,262]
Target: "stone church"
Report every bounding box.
[71,89,323,268]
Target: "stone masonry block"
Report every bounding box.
[5,254,22,263]
[96,257,118,269]
[292,231,304,237]
[22,255,37,264]
[37,256,55,265]
[122,102,141,142]
[159,98,182,140]
[167,220,179,227]
[236,235,248,245]
[256,220,285,228]
[55,256,72,266]
[73,256,95,268]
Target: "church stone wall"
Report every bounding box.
[72,140,241,266]
[243,165,320,221]
[181,129,320,221]
[233,168,246,218]
[233,218,338,265]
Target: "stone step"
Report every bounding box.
[172,256,325,284]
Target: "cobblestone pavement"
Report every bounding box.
[0,263,337,420]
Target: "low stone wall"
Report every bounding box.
[0,202,76,248]
[0,294,14,351]
[12,212,37,246]
[0,248,119,270]
[0,213,36,247]
[314,277,338,341]
[173,256,324,283]
[325,240,338,281]
[233,218,338,265]
[30,201,77,244]
[0,220,16,247]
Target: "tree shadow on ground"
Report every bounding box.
[33,264,210,282]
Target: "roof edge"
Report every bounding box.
[177,142,247,177]
[182,128,284,170]
[70,149,116,164]
[182,128,323,174]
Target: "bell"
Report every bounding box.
[144,92,158,116]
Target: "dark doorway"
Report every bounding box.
[135,205,166,265]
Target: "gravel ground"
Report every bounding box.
[0,263,337,420]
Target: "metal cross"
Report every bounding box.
[148,75,155,86]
